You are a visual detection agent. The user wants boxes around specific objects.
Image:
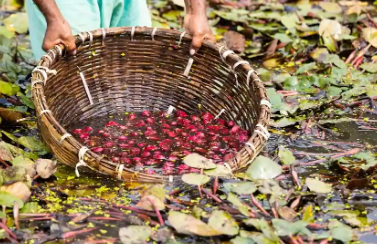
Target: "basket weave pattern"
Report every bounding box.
[31,27,271,182]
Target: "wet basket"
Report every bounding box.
[31,26,271,183]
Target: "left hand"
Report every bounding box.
[184,13,216,55]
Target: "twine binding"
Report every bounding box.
[151,27,158,41]
[117,164,124,180]
[178,31,186,46]
[131,26,136,41]
[255,124,270,140]
[59,133,72,144]
[87,31,93,47]
[214,109,225,120]
[101,28,106,46]
[166,105,175,116]
[183,58,193,76]
[78,67,94,105]
[75,146,89,177]
[260,99,272,109]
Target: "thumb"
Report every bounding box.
[190,34,203,56]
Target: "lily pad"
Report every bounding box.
[272,219,311,237]
[167,211,220,236]
[360,62,377,73]
[278,147,296,165]
[246,156,282,180]
[223,182,257,195]
[231,236,256,244]
[0,190,24,208]
[227,192,250,217]
[136,185,166,211]
[204,164,232,178]
[119,225,152,244]
[183,153,216,169]
[208,210,239,236]
[182,173,210,186]
[243,219,280,242]
[328,220,354,243]
[305,177,332,194]
[35,159,57,179]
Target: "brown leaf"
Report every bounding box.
[35,159,57,179]
[223,30,245,53]
[278,206,298,222]
[0,145,13,162]
[1,181,31,203]
[0,108,23,125]
[136,185,165,211]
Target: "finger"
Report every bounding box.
[42,39,56,52]
[190,34,203,56]
[65,36,77,55]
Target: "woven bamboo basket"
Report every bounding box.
[30,26,271,183]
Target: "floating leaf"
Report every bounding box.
[296,62,315,74]
[0,142,13,162]
[12,156,36,178]
[0,81,19,96]
[305,178,332,194]
[278,147,296,165]
[328,220,354,243]
[0,190,24,208]
[35,159,57,179]
[278,206,297,222]
[2,166,27,182]
[182,173,210,186]
[168,211,220,236]
[318,19,342,39]
[302,205,315,223]
[227,192,251,217]
[151,228,173,243]
[244,219,280,242]
[273,33,292,43]
[204,164,232,178]
[18,136,50,153]
[183,153,216,169]
[230,236,255,244]
[319,2,342,13]
[223,182,257,195]
[360,62,377,73]
[136,185,165,211]
[119,225,151,244]
[208,210,239,236]
[362,27,377,47]
[272,219,311,237]
[246,156,282,180]
[281,14,299,29]
[3,13,29,34]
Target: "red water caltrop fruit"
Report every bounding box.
[73,129,83,135]
[72,110,247,175]
[129,114,137,120]
[104,141,114,148]
[106,121,119,127]
[141,110,151,117]
[92,147,104,153]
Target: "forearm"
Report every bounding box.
[184,0,206,15]
[32,0,64,23]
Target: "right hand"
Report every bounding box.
[42,18,76,55]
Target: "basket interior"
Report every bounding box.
[43,29,261,133]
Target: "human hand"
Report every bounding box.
[42,18,76,55]
[184,13,216,56]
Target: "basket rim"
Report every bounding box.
[31,26,271,182]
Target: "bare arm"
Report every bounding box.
[184,0,215,55]
[32,0,76,55]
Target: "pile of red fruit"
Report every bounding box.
[70,110,249,175]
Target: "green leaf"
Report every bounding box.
[136,185,166,211]
[283,76,298,91]
[278,147,296,165]
[12,155,36,178]
[360,62,377,73]
[305,178,332,193]
[208,210,239,236]
[227,192,250,217]
[244,219,280,242]
[0,81,19,96]
[273,33,292,43]
[295,62,315,74]
[281,14,299,29]
[182,173,210,186]
[362,27,377,47]
[223,182,257,195]
[328,220,354,243]
[266,88,284,113]
[3,13,29,34]
[0,191,24,208]
[327,86,342,97]
[231,236,256,244]
[204,165,232,178]
[246,156,282,180]
[20,202,40,214]
[168,211,220,236]
[183,153,216,169]
[119,225,152,244]
[0,26,15,39]
[272,219,311,236]
[18,136,50,153]
[17,92,35,109]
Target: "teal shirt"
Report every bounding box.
[25,0,152,61]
